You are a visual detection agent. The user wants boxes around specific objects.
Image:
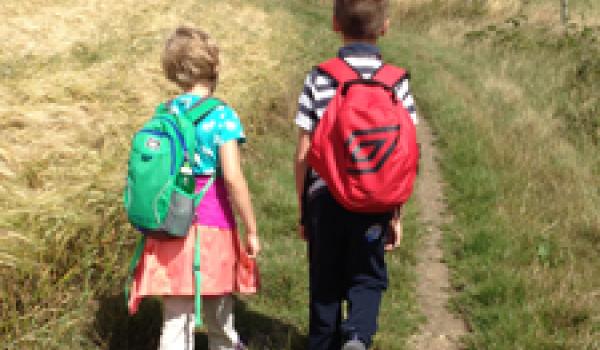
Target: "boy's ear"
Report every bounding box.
[333,15,342,33]
[381,18,391,36]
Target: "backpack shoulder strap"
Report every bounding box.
[372,64,409,88]
[185,97,226,124]
[155,101,171,115]
[317,57,359,86]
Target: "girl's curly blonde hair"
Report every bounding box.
[162,26,219,92]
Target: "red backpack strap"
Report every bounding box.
[372,64,409,89]
[317,57,359,86]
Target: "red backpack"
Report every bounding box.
[308,58,419,213]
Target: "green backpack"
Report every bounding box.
[124,97,223,235]
[123,97,224,328]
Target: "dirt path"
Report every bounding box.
[408,117,468,350]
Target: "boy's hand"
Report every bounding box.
[385,214,403,251]
[246,233,260,259]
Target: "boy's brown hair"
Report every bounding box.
[162,26,219,91]
[334,0,390,40]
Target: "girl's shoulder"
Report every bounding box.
[204,103,240,122]
[196,102,246,145]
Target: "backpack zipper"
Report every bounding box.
[158,116,189,160]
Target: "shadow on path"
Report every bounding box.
[93,293,306,350]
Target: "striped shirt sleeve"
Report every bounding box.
[295,72,318,132]
[395,77,419,125]
[295,69,337,132]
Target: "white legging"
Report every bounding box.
[159,295,240,350]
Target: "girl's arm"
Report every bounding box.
[220,140,259,257]
[294,130,311,240]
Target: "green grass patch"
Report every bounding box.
[391,12,600,347]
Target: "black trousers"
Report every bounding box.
[306,191,392,350]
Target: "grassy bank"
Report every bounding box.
[5,0,598,348]
[393,0,600,348]
[0,1,420,349]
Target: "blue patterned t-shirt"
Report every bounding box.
[169,94,246,175]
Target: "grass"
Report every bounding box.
[4,0,599,349]
[0,0,420,349]
[393,0,600,348]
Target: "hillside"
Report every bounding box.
[1,1,417,348]
[1,0,599,349]
[394,0,600,348]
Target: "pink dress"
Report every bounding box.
[128,176,259,314]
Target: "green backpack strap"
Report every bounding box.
[193,173,216,207]
[185,97,225,125]
[154,101,171,115]
[124,235,147,306]
[154,97,225,130]
[187,100,222,328]
[192,172,217,328]
[155,97,224,119]
[193,226,203,328]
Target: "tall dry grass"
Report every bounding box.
[1,1,424,348]
[0,0,308,347]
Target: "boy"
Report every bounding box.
[293,1,418,349]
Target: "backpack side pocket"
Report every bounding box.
[160,187,195,237]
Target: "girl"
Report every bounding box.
[128,26,260,350]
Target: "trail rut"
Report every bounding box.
[408,117,468,350]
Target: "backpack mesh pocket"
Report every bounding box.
[160,189,195,237]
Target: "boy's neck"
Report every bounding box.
[342,37,378,46]
[185,84,212,98]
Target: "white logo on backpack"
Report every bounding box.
[146,137,161,150]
